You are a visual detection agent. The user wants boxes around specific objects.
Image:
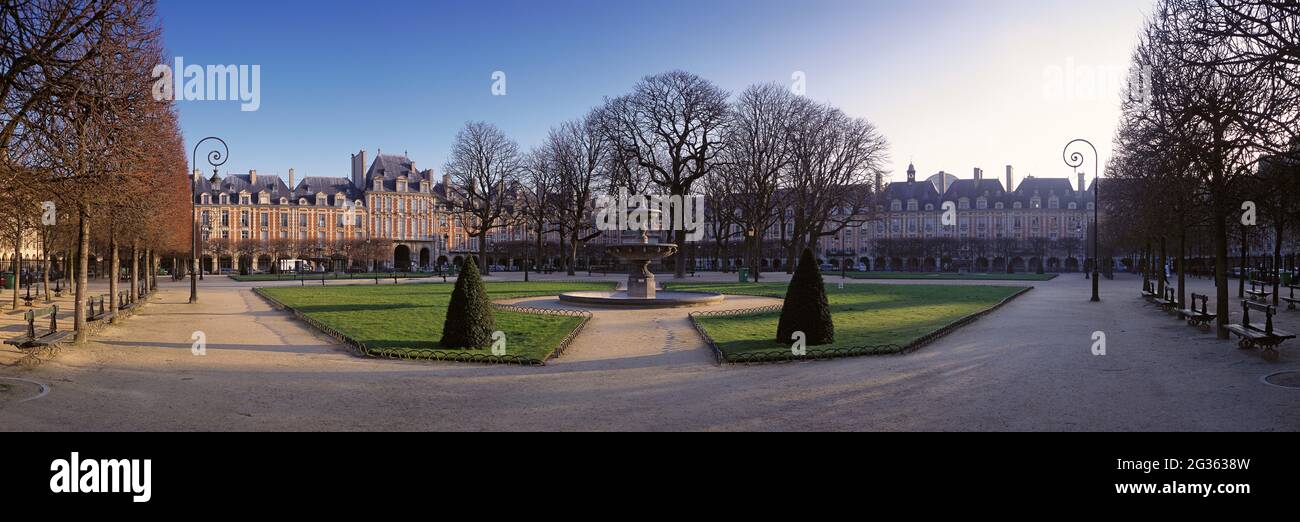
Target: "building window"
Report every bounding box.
[891,200,902,212]
[220,211,230,227]
[977,198,987,210]
[240,194,250,205]
[239,211,249,227]
[280,214,288,227]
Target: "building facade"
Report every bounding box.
[192,150,471,273]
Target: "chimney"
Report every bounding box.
[409,160,416,173]
[1005,165,1015,192]
[288,168,295,189]
[442,173,451,190]
[193,168,202,183]
[249,169,257,185]
[351,149,367,190]
[1078,171,1086,192]
[974,167,983,181]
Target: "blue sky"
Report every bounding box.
[159,0,1151,187]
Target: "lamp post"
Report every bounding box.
[191,137,228,303]
[1064,139,1100,302]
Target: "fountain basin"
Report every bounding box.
[559,290,725,308]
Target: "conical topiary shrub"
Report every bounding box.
[777,248,834,345]
[440,255,495,348]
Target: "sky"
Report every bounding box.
[158,0,1153,188]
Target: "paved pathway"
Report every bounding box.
[1,273,1297,431]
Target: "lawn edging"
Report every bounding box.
[689,286,1033,365]
[251,287,592,366]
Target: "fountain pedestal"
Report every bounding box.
[627,260,655,299]
[557,226,724,308]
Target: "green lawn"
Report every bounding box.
[259,281,615,363]
[665,282,1027,361]
[231,272,435,282]
[842,271,1057,281]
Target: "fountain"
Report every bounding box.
[559,216,724,308]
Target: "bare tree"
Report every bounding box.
[600,71,730,278]
[782,98,889,271]
[443,121,522,275]
[719,83,798,280]
[547,111,609,275]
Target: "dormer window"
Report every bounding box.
[280,197,288,205]
[1014,202,1023,209]
[258,192,269,205]
[1048,197,1059,209]
[219,194,229,205]
[374,179,383,191]
[299,198,308,205]
[995,202,1004,210]
[906,199,918,212]
[891,200,902,212]
[958,198,970,210]
[315,193,326,206]
[201,194,211,204]
[335,193,346,207]
[397,179,407,192]
[924,204,934,211]
[239,193,251,205]
[1068,202,1078,210]
[1031,198,1042,209]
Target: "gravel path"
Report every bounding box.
[1,274,1296,431]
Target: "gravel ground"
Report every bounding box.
[0,273,1296,431]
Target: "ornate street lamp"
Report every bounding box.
[1064,139,1100,302]
[191,137,228,303]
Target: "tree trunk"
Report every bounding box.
[1214,207,1230,339]
[1238,231,1247,298]
[1177,225,1186,308]
[75,210,90,343]
[109,235,119,324]
[12,221,21,310]
[42,250,51,302]
[130,241,139,304]
[477,230,488,275]
[567,231,579,276]
[1273,218,1284,307]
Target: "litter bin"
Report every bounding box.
[1283,272,1292,286]
[739,268,749,283]
[0,273,10,290]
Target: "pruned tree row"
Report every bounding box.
[1108,0,1300,338]
[1,0,189,341]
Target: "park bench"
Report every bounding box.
[1140,279,1157,301]
[87,294,113,322]
[1154,287,1179,312]
[1282,285,1300,312]
[1225,301,1296,361]
[1245,280,1272,303]
[1177,293,1216,328]
[4,305,70,349]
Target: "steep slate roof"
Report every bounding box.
[882,179,941,205]
[365,153,437,191]
[194,173,292,202]
[944,179,1007,200]
[882,170,1088,209]
[293,176,362,204]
